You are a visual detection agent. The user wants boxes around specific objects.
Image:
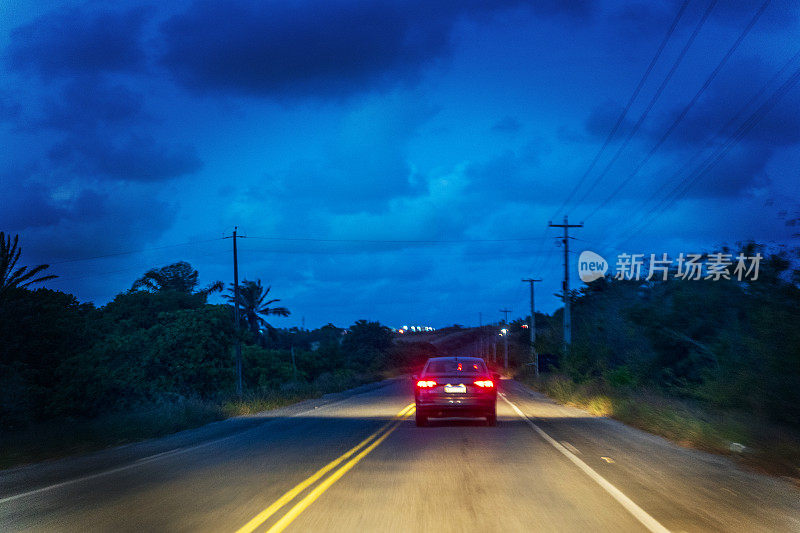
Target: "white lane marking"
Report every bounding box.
[0,391,392,505]
[561,441,581,455]
[501,394,670,533]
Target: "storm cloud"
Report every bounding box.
[6,6,152,79]
[2,0,798,327]
[158,0,588,99]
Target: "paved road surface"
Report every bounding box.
[1,379,798,532]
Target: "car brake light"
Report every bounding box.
[474,380,494,388]
[416,380,437,388]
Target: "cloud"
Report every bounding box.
[584,100,635,139]
[656,58,800,149]
[39,80,144,131]
[711,0,800,30]
[269,94,439,212]
[6,6,152,79]
[14,182,177,263]
[0,172,178,250]
[159,0,574,98]
[0,91,22,123]
[461,141,572,206]
[578,56,799,203]
[48,134,202,182]
[492,115,522,133]
[5,7,202,185]
[681,143,772,198]
[0,178,69,230]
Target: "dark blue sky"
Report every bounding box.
[2,0,799,329]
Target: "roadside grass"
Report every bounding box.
[1,371,382,470]
[1,394,310,470]
[519,372,800,480]
[221,392,310,417]
[1,393,317,470]
[0,397,224,470]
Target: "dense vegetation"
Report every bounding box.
[500,244,800,474]
[0,253,417,432]
[521,245,800,429]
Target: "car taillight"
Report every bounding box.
[474,380,494,388]
[416,380,437,388]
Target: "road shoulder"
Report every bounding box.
[0,378,397,501]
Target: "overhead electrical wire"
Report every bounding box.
[609,47,800,249]
[581,0,771,223]
[47,238,225,265]
[613,64,800,248]
[566,0,719,217]
[246,235,547,244]
[551,0,692,220]
[530,0,705,286]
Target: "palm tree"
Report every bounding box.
[0,232,57,301]
[225,279,290,339]
[131,261,223,297]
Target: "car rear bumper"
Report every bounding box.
[416,397,495,417]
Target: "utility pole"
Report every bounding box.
[478,312,483,359]
[499,308,511,370]
[549,216,583,355]
[224,227,245,397]
[522,278,542,376]
[291,345,297,382]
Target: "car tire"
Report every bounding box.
[415,410,428,427]
[486,410,496,426]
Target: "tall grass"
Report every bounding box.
[0,397,223,469]
[1,371,381,469]
[521,373,800,479]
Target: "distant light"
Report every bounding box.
[521,324,528,329]
[500,328,508,335]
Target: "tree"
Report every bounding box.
[341,320,394,370]
[0,288,92,425]
[131,261,223,299]
[225,279,290,340]
[0,232,57,302]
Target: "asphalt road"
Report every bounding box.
[1,378,798,532]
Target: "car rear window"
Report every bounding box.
[425,360,486,374]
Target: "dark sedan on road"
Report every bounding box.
[413,356,499,426]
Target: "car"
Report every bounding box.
[413,356,499,427]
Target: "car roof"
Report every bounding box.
[426,356,483,362]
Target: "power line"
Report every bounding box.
[582,0,771,223]
[46,249,231,284]
[609,47,800,249]
[551,0,692,220]
[242,247,562,257]
[615,64,800,247]
[47,238,225,265]
[567,0,718,216]
[247,235,550,244]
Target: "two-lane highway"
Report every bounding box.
[2,379,798,532]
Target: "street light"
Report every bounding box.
[499,329,509,369]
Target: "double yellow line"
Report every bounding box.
[236,403,415,533]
